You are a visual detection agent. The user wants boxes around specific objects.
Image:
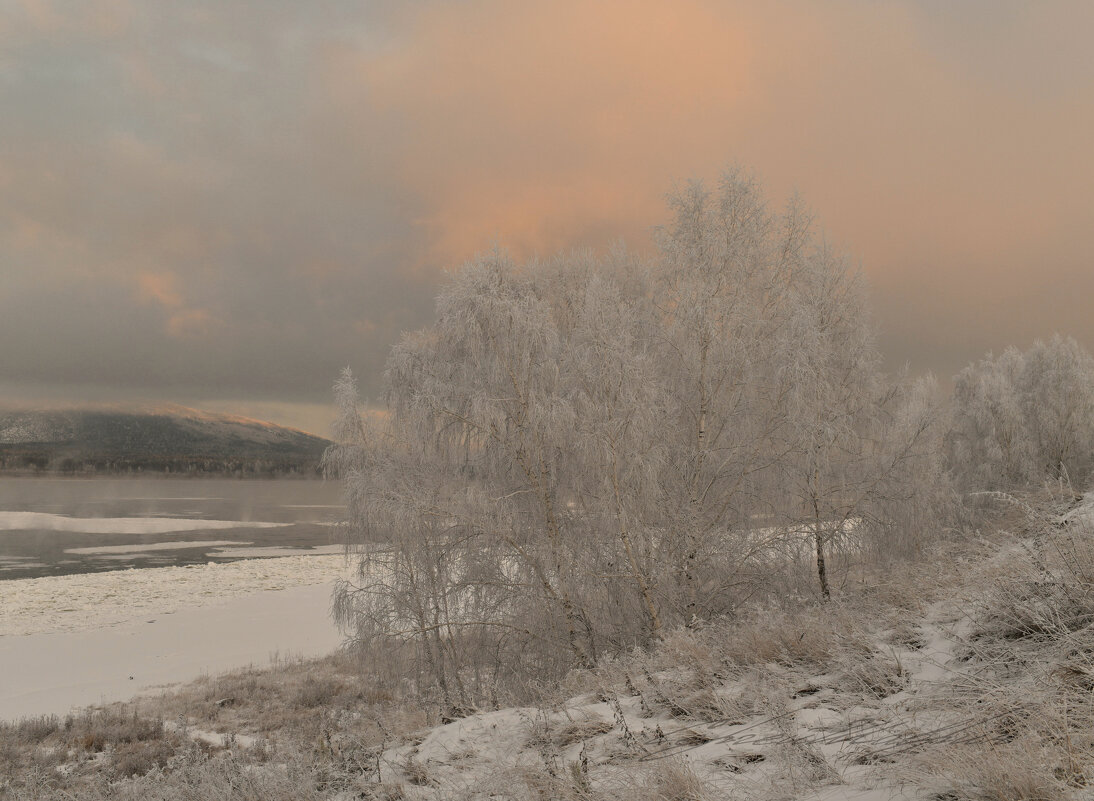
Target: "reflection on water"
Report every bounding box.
[0,477,345,580]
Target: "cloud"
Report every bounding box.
[342,0,1094,378]
[165,308,215,340]
[136,272,183,309]
[1,0,1092,432]
[134,272,219,340]
[330,0,754,264]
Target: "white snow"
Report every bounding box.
[0,511,289,535]
[163,721,261,749]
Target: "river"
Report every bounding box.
[0,477,352,720]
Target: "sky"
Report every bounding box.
[1,0,1092,436]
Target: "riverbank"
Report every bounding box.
[4,493,1091,800]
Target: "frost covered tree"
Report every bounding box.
[948,335,1094,490]
[771,257,940,598]
[1018,336,1094,484]
[652,177,811,615]
[782,364,945,598]
[326,254,670,710]
[325,170,949,705]
[655,173,945,601]
[949,347,1032,488]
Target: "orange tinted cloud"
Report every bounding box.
[333,1,1093,376]
[136,272,183,308]
[329,0,754,264]
[135,272,217,340]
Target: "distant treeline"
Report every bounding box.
[0,449,323,478]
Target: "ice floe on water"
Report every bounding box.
[208,544,346,558]
[0,557,46,570]
[0,511,289,534]
[64,540,253,555]
[0,553,351,636]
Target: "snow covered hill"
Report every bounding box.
[0,405,330,475]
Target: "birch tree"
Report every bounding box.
[654,174,812,616]
[948,335,1094,490]
[326,169,950,702]
[1018,335,1094,484]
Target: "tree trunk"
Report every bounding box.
[814,526,831,601]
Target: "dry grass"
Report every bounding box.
[718,607,842,669]
[87,748,327,801]
[452,755,716,801]
[633,757,715,801]
[897,492,1094,800]
[551,718,615,748]
[0,652,432,800]
[0,704,187,791]
[66,707,167,753]
[913,740,1079,801]
[835,650,907,699]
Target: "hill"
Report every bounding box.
[0,405,330,476]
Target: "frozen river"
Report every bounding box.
[0,476,346,579]
[0,477,352,720]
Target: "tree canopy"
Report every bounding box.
[325,171,946,713]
